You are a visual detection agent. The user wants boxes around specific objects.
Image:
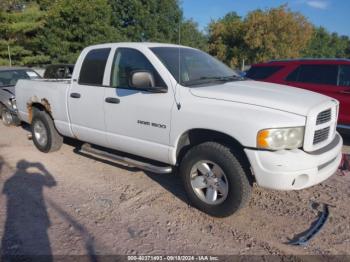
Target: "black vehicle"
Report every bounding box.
[0,67,41,126]
[44,64,74,79]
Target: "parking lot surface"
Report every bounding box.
[0,124,350,256]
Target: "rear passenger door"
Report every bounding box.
[68,48,111,146]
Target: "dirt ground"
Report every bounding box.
[0,123,350,258]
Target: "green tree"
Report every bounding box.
[109,0,182,42]
[302,27,350,58]
[38,0,123,64]
[179,19,207,50]
[0,2,48,66]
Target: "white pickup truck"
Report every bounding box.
[16,43,343,217]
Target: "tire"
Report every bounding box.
[31,109,63,153]
[1,108,13,126]
[180,142,252,217]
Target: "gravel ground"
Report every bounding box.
[0,124,350,257]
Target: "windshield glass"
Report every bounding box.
[151,47,241,87]
[0,69,40,88]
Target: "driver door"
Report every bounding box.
[104,47,175,163]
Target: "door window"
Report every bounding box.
[79,48,111,86]
[286,64,338,85]
[111,48,165,88]
[338,65,350,87]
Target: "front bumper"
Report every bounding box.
[244,133,343,190]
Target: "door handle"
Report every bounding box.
[105,97,120,104]
[339,90,350,94]
[70,93,81,99]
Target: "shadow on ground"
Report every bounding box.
[0,160,98,262]
[0,160,56,261]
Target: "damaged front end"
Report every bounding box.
[1,97,21,126]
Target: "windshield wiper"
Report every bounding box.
[184,75,243,86]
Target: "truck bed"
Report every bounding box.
[16,79,71,135]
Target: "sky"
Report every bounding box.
[182,0,350,37]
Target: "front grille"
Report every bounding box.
[313,127,330,145]
[316,109,331,125]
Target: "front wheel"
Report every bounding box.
[180,142,252,217]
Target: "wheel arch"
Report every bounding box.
[27,98,52,123]
[175,128,255,184]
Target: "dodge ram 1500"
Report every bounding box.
[15,43,343,217]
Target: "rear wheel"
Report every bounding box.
[180,142,252,217]
[31,109,63,153]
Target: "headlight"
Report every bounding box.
[257,127,304,150]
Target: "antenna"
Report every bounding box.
[178,17,181,85]
[175,16,181,110]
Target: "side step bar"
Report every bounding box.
[80,143,173,174]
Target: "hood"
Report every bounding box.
[189,80,332,116]
[0,86,15,96]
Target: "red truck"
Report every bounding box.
[246,59,350,134]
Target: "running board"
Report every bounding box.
[80,143,172,174]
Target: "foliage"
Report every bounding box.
[208,12,245,67]
[38,0,123,64]
[209,6,314,67]
[0,1,349,67]
[109,0,182,42]
[302,27,350,58]
[0,2,48,66]
[179,19,208,50]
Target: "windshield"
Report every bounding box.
[150,47,241,87]
[0,69,40,88]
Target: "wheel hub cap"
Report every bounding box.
[190,160,229,205]
[33,121,48,146]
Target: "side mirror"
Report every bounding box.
[129,71,166,92]
[130,71,155,89]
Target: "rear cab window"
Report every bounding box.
[79,48,111,86]
[246,66,283,80]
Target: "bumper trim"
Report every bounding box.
[288,204,329,246]
[309,133,340,155]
